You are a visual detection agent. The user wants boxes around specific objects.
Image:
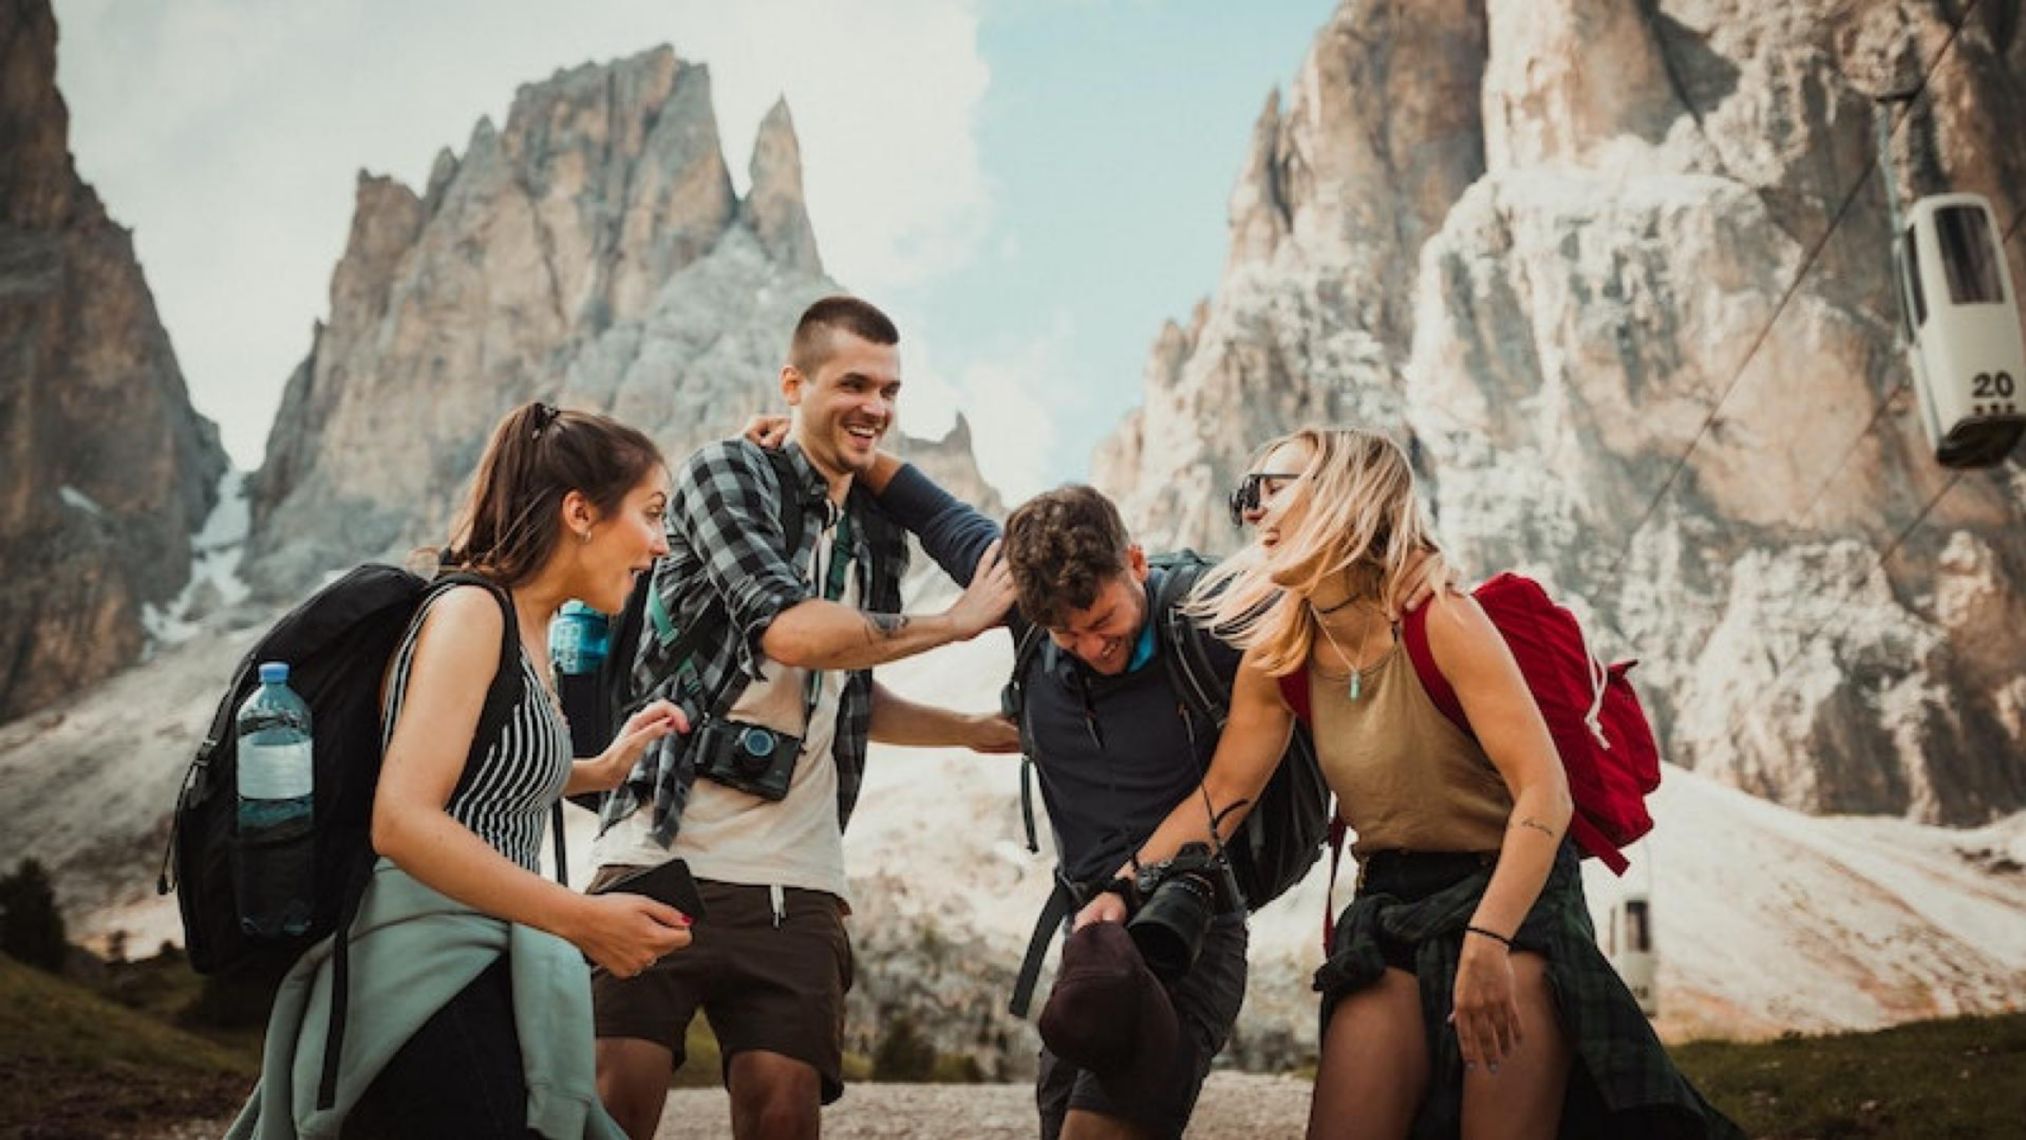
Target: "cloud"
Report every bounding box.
[50,0,989,466]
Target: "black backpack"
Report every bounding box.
[1001,550,1332,1014]
[157,565,552,1108]
[561,447,807,763]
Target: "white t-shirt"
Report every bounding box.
[593,514,856,904]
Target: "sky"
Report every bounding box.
[53,0,1336,501]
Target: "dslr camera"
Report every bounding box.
[1126,842,1243,983]
[691,718,801,801]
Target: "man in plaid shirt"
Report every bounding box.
[591,296,1019,1140]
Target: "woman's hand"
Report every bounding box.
[615,699,687,757]
[580,700,688,791]
[1450,931,1523,1073]
[565,891,693,978]
[741,414,791,449]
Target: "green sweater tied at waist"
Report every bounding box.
[227,859,624,1140]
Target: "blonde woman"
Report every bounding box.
[1104,429,1739,1138]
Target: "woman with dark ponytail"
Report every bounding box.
[233,402,693,1140]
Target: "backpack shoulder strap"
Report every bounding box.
[1151,555,1225,729]
[1004,622,1050,718]
[1277,670,1312,726]
[1400,600,1470,738]
[1009,873,1080,1019]
[761,446,809,557]
[1002,622,1051,854]
[430,573,526,759]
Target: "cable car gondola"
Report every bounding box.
[1895,192,2026,468]
[1603,888,1659,1017]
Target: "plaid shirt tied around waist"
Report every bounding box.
[1315,844,1744,1138]
[597,439,908,848]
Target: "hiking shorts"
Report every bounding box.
[589,871,854,1104]
[1036,917,1248,1139]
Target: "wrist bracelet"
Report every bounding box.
[1464,924,1513,948]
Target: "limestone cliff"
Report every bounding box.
[1094,0,2026,823]
[0,0,228,722]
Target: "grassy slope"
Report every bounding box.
[1673,1013,2026,1139]
[0,956,256,1139]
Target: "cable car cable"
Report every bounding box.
[1789,381,1910,529]
[1594,0,1985,594]
[1760,470,1965,683]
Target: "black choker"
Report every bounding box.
[1311,593,1360,616]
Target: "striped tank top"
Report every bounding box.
[380,587,571,872]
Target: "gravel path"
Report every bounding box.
[652,1073,1314,1138]
[144,1073,1314,1138]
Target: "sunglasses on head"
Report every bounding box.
[1226,471,1302,527]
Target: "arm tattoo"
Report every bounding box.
[864,613,910,642]
[1512,816,1559,840]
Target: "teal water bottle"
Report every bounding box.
[552,601,612,757]
[551,601,610,676]
[234,662,315,938]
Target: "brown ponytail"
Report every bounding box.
[439,402,664,586]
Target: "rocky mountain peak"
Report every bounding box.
[1092,0,2026,825]
[1092,0,1487,552]
[241,44,992,599]
[742,97,822,276]
[0,0,69,230]
[898,413,1004,522]
[0,0,229,721]
[1226,89,1291,270]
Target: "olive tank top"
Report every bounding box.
[1309,639,1513,859]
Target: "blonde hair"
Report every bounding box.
[1192,427,1456,676]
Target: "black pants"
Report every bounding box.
[342,955,539,1139]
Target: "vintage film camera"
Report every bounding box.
[691,719,802,801]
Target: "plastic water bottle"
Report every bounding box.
[551,601,610,676]
[552,601,611,758]
[235,661,315,938]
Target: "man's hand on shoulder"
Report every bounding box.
[963,712,1021,754]
[942,539,1015,638]
[739,413,791,449]
[737,412,905,493]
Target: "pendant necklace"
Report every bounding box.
[1314,611,1373,702]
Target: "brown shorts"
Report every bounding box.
[589,869,854,1103]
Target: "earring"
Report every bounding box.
[578,529,591,545]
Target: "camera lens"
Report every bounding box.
[1128,873,1217,983]
[735,727,780,775]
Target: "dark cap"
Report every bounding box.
[1037,921,1180,1107]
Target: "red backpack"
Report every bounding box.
[1281,572,1660,895]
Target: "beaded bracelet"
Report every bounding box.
[1464,924,1514,948]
